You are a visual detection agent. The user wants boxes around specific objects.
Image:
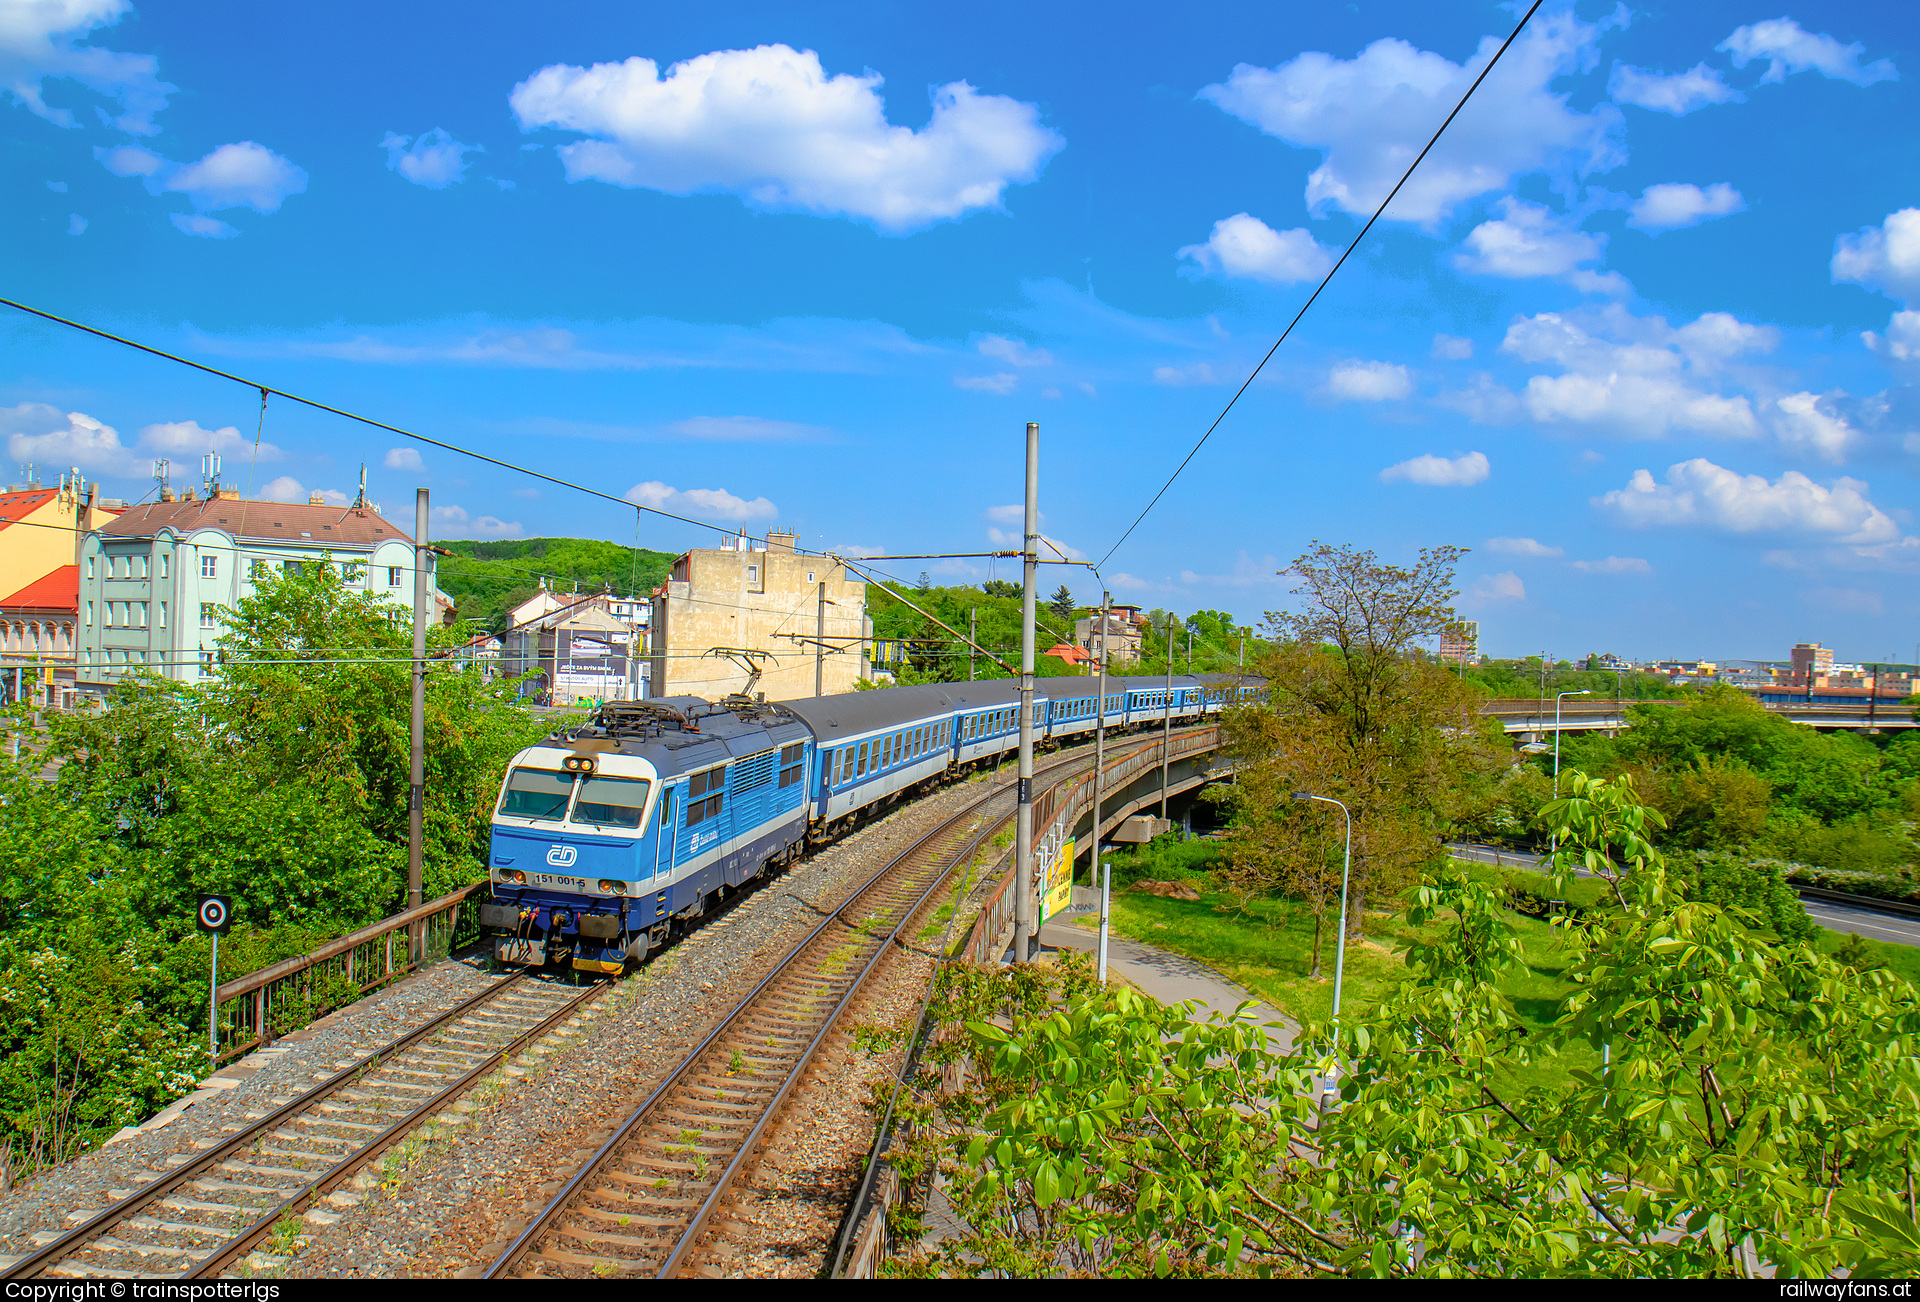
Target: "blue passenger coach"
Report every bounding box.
[481,673,1260,974]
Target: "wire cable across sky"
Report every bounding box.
[1094,0,1547,571]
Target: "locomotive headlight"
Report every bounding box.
[597,879,626,895]
[499,869,526,885]
[562,755,597,774]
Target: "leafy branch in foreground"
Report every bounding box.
[887,772,1920,1277]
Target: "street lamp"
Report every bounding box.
[1553,690,1592,794]
[1293,790,1352,1115]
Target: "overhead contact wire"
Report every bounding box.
[1094,0,1547,570]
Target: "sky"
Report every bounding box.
[2,1,1916,664]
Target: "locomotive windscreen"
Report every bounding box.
[572,776,652,830]
[502,768,571,819]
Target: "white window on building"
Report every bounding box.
[86,556,94,580]
[157,601,166,628]
[388,566,402,587]
[159,553,169,579]
[200,651,214,676]
[200,603,215,630]
[746,562,763,593]
[201,554,216,579]
[137,556,148,579]
[284,559,302,575]
[85,600,93,627]
[138,602,148,628]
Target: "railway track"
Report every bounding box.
[483,745,1109,1279]
[9,970,602,1280]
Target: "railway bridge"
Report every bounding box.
[1480,696,1917,745]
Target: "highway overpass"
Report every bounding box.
[1480,696,1917,740]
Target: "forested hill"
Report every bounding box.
[437,538,678,630]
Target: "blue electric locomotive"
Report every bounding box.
[480,673,1258,974]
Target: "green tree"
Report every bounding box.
[1049,584,1075,624]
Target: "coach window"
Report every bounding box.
[857,741,869,777]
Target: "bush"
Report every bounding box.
[1466,862,1611,919]
[1096,834,1224,889]
[1787,865,1920,907]
[1669,850,1815,940]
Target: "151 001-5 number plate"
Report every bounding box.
[531,873,589,890]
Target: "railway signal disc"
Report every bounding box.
[196,894,232,934]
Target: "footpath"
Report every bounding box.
[1036,903,1297,1051]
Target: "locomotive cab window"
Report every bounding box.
[779,742,805,788]
[573,776,651,830]
[500,768,573,821]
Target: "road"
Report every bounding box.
[1447,842,1920,949]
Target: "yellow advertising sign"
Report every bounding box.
[1043,835,1075,920]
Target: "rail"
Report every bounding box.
[212,882,486,1062]
[955,726,1222,965]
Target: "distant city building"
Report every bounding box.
[1076,605,1145,665]
[1594,653,1632,672]
[501,589,645,704]
[1790,641,1834,687]
[76,487,440,696]
[1440,620,1479,665]
[648,531,869,701]
[1657,660,1718,678]
[1,566,78,709]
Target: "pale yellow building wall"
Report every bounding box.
[650,540,867,701]
[0,486,118,594]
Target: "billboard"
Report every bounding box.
[1041,835,1075,922]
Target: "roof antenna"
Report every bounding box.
[356,463,367,509]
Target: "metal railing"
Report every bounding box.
[955,727,1222,965]
[213,883,486,1063]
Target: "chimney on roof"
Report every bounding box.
[766,530,796,552]
[215,488,240,501]
[159,487,176,503]
[308,491,326,506]
[180,487,196,501]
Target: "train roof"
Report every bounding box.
[533,698,811,779]
[770,674,1221,742]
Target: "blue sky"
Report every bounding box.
[3,1,1916,664]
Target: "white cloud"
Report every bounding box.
[380,128,481,189]
[1199,10,1623,226]
[1380,450,1489,487]
[1176,213,1334,284]
[0,0,174,134]
[259,477,348,506]
[1501,307,1772,440]
[1431,334,1473,360]
[625,480,776,522]
[1454,197,1611,286]
[0,406,287,478]
[955,372,1017,395]
[1174,552,1285,589]
[1570,555,1651,574]
[170,213,236,239]
[165,141,306,213]
[1486,537,1562,557]
[1772,392,1859,464]
[1608,63,1742,115]
[1470,571,1526,602]
[140,419,282,462]
[1628,182,1746,233]
[66,213,84,235]
[100,138,307,233]
[1326,359,1412,402]
[1151,362,1222,386]
[665,415,826,441]
[95,143,161,176]
[1863,310,1920,365]
[3,403,139,475]
[1718,19,1897,87]
[1595,459,1901,545]
[984,504,1024,525]
[384,447,424,471]
[509,44,1063,233]
[977,335,1052,367]
[427,503,519,538]
[1435,372,1521,424]
[1833,208,1920,305]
